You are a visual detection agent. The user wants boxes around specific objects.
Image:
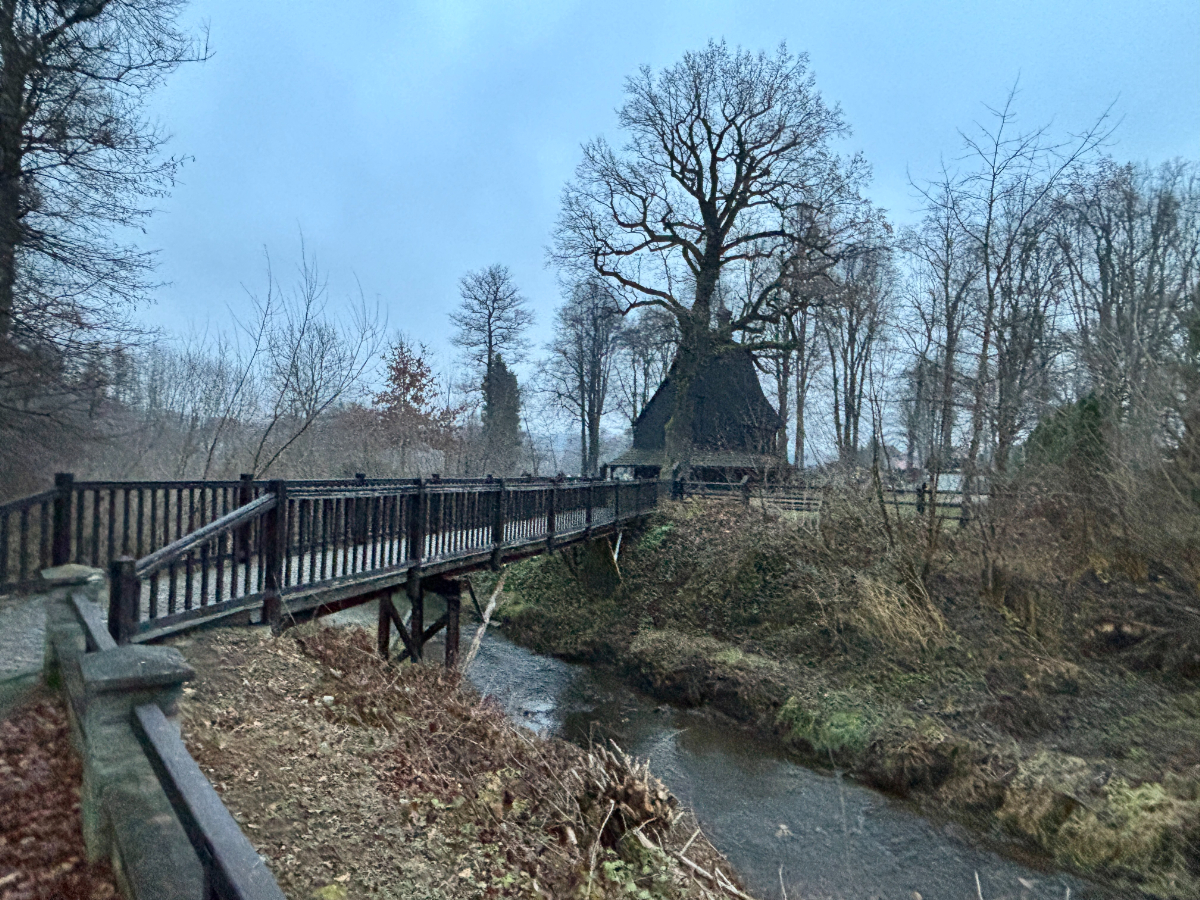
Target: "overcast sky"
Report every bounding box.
[141,0,1200,369]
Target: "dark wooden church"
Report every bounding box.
[606,345,788,482]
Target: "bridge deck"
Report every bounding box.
[79,478,660,645]
[130,512,625,642]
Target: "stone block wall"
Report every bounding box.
[41,566,207,900]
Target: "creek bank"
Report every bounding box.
[468,625,1099,900]
[495,500,1200,899]
[170,623,748,900]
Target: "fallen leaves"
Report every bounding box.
[173,623,746,899]
[0,695,119,900]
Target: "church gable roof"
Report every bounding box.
[631,346,782,454]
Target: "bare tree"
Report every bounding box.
[750,234,837,468]
[0,1,205,490]
[790,302,825,470]
[902,187,983,473]
[0,0,206,346]
[128,334,259,478]
[450,264,534,387]
[244,247,384,477]
[1058,160,1200,431]
[612,306,677,425]
[916,87,1108,488]
[545,278,622,475]
[990,209,1066,471]
[552,40,872,462]
[820,244,894,464]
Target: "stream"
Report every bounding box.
[331,603,1114,900]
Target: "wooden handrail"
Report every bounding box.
[0,488,54,515]
[136,494,277,577]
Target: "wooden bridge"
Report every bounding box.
[3,473,659,664]
[3,473,658,900]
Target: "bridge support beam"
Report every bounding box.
[424,575,461,669]
[378,588,420,663]
[406,569,423,662]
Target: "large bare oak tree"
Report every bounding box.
[552,40,870,462]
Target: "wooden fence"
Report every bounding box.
[674,480,970,519]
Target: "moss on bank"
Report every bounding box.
[496,498,1200,899]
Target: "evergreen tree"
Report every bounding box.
[482,355,521,474]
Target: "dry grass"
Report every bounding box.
[501,490,1200,897]
[173,623,751,900]
[845,576,946,651]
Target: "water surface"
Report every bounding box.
[332,601,1111,900]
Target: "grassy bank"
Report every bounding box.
[172,624,745,900]
[497,496,1200,899]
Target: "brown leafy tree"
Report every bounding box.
[374,334,461,473]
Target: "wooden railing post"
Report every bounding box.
[354,473,367,545]
[408,478,425,565]
[236,473,254,563]
[546,482,556,550]
[52,472,74,566]
[262,480,287,634]
[406,573,424,662]
[490,478,506,570]
[108,556,138,644]
[403,478,426,660]
[584,480,594,537]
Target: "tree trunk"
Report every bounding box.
[588,410,602,476]
[0,25,26,341]
[795,375,806,470]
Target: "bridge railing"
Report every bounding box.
[100,475,658,643]
[1,473,272,596]
[0,472,627,597]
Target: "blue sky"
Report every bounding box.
[141,0,1199,367]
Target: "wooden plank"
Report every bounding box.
[381,592,419,661]
[392,612,449,664]
[133,593,265,643]
[0,489,55,516]
[132,703,287,900]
